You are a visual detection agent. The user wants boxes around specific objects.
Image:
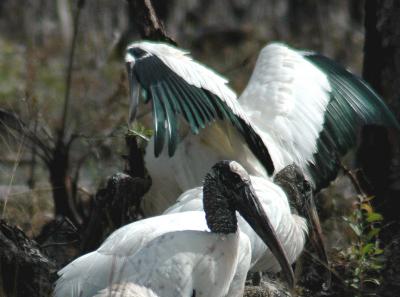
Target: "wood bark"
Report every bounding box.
[362,2,400,295]
[0,220,56,297]
[361,0,400,225]
[126,0,176,44]
[80,172,150,252]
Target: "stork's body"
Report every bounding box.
[55,211,247,297]
[125,41,398,275]
[144,122,267,214]
[166,175,308,272]
[54,161,294,297]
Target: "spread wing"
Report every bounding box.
[125,41,274,175]
[240,42,399,190]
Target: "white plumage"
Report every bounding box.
[54,161,294,297]
[55,212,248,297]
[240,43,331,175]
[128,41,397,201]
[125,40,397,278]
[132,42,357,214]
[143,123,267,213]
[165,175,308,272]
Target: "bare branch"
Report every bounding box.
[340,162,368,197]
[60,0,86,138]
[0,109,52,163]
[127,0,176,45]
[0,108,25,133]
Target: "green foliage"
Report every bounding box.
[340,195,384,296]
[127,123,153,142]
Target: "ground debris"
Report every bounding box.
[379,232,400,297]
[244,281,291,297]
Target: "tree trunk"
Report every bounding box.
[360,0,400,225]
[48,138,81,225]
[362,2,400,295]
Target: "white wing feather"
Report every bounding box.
[239,42,331,176]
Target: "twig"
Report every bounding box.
[1,137,26,217]
[37,217,78,245]
[41,240,79,249]
[124,133,146,178]
[5,187,54,198]
[27,118,38,189]
[126,0,176,44]
[0,109,52,162]
[340,162,367,197]
[60,0,86,138]
[302,249,344,285]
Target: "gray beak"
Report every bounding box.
[126,62,140,123]
[237,185,295,289]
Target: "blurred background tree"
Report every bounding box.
[361,0,400,228]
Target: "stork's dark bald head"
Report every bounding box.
[273,164,311,212]
[208,160,251,192]
[203,160,295,288]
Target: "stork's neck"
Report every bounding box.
[203,173,237,234]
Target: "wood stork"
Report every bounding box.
[54,161,294,297]
[125,41,398,278]
[165,164,328,278]
[125,41,399,216]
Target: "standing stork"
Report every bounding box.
[54,161,294,297]
[125,41,398,276]
[166,164,327,276]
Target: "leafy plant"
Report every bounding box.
[127,123,153,143]
[340,195,385,296]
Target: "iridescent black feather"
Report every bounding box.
[130,49,275,175]
[304,53,399,190]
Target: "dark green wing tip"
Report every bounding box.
[134,54,213,158]
[133,52,275,174]
[304,53,399,129]
[302,53,400,189]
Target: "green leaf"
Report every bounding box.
[128,125,153,141]
[367,228,380,240]
[364,278,381,286]
[349,223,362,236]
[367,213,383,223]
[370,263,383,270]
[361,243,374,256]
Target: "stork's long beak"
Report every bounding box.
[126,62,140,123]
[237,185,295,289]
[304,192,331,288]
